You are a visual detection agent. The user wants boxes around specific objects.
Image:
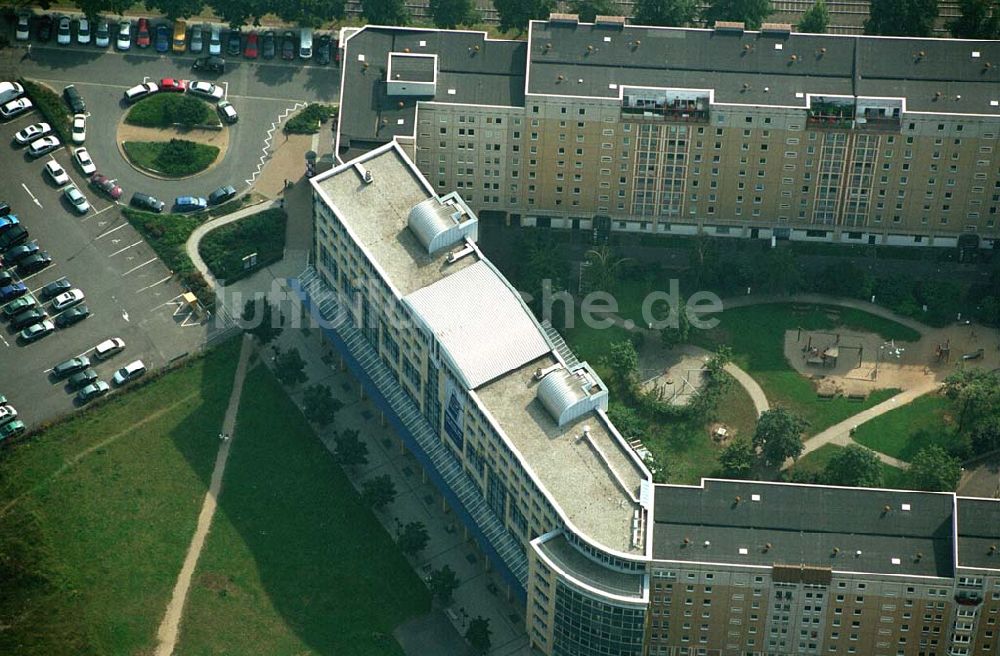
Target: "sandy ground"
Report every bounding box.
[638,337,710,406]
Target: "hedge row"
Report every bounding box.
[284,103,337,134]
[19,78,71,144]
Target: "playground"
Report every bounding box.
[638,340,711,407]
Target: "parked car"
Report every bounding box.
[44,160,69,185]
[243,31,258,59]
[299,27,313,60]
[63,185,90,214]
[0,283,28,302]
[261,30,276,59]
[56,303,90,327]
[172,20,187,52]
[21,319,55,342]
[192,56,225,73]
[77,17,91,45]
[174,196,207,212]
[53,355,91,378]
[14,122,52,145]
[0,202,8,216]
[123,81,158,103]
[208,25,221,55]
[15,13,30,42]
[0,215,19,233]
[4,240,39,263]
[189,25,204,53]
[159,78,187,92]
[226,28,241,56]
[0,419,26,440]
[90,173,122,200]
[2,295,36,318]
[68,368,99,388]
[0,271,13,287]
[36,15,53,42]
[113,360,146,385]
[95,18,110,47]
[56,16,71,45]
[136,18,151,48]
[18,252,52,275]
[281,31,296,60]
[154,23,169,52]
[0,226,29,250]
[188,80,223,100]
[0,405,17,424]
[0,81,24,106]
[11,308,48,331]
[316,35,332,65]
[52,288,83,310]
[208,185,237,205]
[217,100,238,124]
[130,192,165,213]
[64,85,86,113]
[74,147,96,174]
[40,278,71,300]
[71,113,86,143]
[1,98,33,119]
[77,381,110,403]
[116,20,131,50]
[27,135,60,158]
[93,337,125,360]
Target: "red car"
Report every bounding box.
[243,32,258,59]
[136,18,151,48]
[90,173,123,200]
[159,78,188,92]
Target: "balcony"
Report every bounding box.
[807,113,854,129]
[856,115,901,133]
[622,99,709,123]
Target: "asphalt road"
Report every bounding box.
[0,110,217,427]
[11,41,339,201]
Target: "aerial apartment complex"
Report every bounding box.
[334,16,1000,249]
[294,140,1000,656]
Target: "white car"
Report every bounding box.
[124,82,158,103]
[0,81,24,105]
[15,14,30,41]
[63,184,90,214]
[28,135,61,158]
[77,17,91,45]
[217,101,237,124]
[95,18,110,48]
[71,114,86,144]
[94,337,125,360]
[56,16,71,45]
[113,360,146,385]
[0,405,17,422]
[15,122,52,145]
[1,97,33,119]
[45,160,69,185]
[74,147,96,175]
[53,289,84,310]
[187,81,223,100]
[116,20,131,51]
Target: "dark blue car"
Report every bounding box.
[154,24,170,53]
[174,196,207,212]
[0,282,28,302]
[0,215,19,233]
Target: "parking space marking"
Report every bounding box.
[21,183,43,208]
[223,81,229,100]
[42,345,95,374]
[29,275,66,294]
[245,101,306,185]
[0,334,8,347]
[20,265,57,283]
[82,205,116,221]
[108,240,144,257]
[122,257,158,276]
[135,275,173,294]
[95,222,129,240]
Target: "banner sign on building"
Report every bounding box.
[444,377,465,450]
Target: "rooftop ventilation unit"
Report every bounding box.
[714,21,745,34]
[594,15,626,28]
[761,22,792,36]
[446,243,476,264]
[407,196,478,254]
[549,13,580,25]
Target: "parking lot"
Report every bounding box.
[0,110,218,427]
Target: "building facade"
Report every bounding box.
[296,141,1000,656]
[336,17,1000,250]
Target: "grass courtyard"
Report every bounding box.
[852,393,955,461]
[790,443,908,489]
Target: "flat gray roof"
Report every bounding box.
[475,356,645,555]
[653,480,955,578]
[312,144,478,296]
[538,532,645,598]
[526,21,1000,116]
[957,497,1000,572]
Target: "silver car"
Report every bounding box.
[63,185,90,214]
[189,25,204,53]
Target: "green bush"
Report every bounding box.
[199,209,287,283]
[284,104,338,134]
[19,78,71,144]
[123,139,219,177]
[125,94,215,128]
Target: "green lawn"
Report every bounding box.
[853,393,955,461]
[198,208,287,283]
[175,364,430,656]
[0,339,242,656]
[123,139,219,178]
[125,94,215,128]
[563,321,634,370]
[791,444,908,489]
[692,303,918,433]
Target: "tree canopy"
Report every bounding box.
[822,444,884,487]
[360,474,396,510]
[333,429,369,466]
[797,0,829,33]
[274,347,308,386]
[719,436,756,478]
[570,0,619,22]
[702,0,773,30]
[907,445,962,491]
[633,0,699,26]
[948,0,1000,38]
[752,408,807,466]
[466,616,493,654]
[428,565,460,603]
[398,521,430,555]
[493,0,556,32]
[429,0,479,28]
[242,298,283,345]
[865,0,939,36]
[605,340,639,388]
[362,0,410,25]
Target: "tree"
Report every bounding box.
[797,0,829,32]
[74,0,133,19]
[908,445,962,492]
[582,245,632,293]
[145,0,204,19]
[948,0,1000,38]
[274,347,308,386]
[428,564,460,603]
[659,299,691,349]
[752,408,807,466]
[607,404,645,441]
[172,95,210,127]
[971,415,1000,456]
[719,436,756,478]
[429,0,478,28]
[864,0,939,36]
[605,339,639,388]
[702,0,773,30]
[242,298,283,345]
[361,474,397,510]
[398,521,429,555]
[465,616,492,654]
[571,0,618,22]
[493,0,556,33]
[302,384,343,427]
[208,0,267,27]
[362,0,409,24]
[633,0,699,26]
[822,444,884,487]
[944,370,1000,434]
[333,428,369,466]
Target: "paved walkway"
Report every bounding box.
[153,334,254,656]
[721,293,930,335]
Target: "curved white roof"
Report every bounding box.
[408,198,456,253]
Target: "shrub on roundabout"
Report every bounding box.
[122,139,220,177]
[125,94,215,128]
